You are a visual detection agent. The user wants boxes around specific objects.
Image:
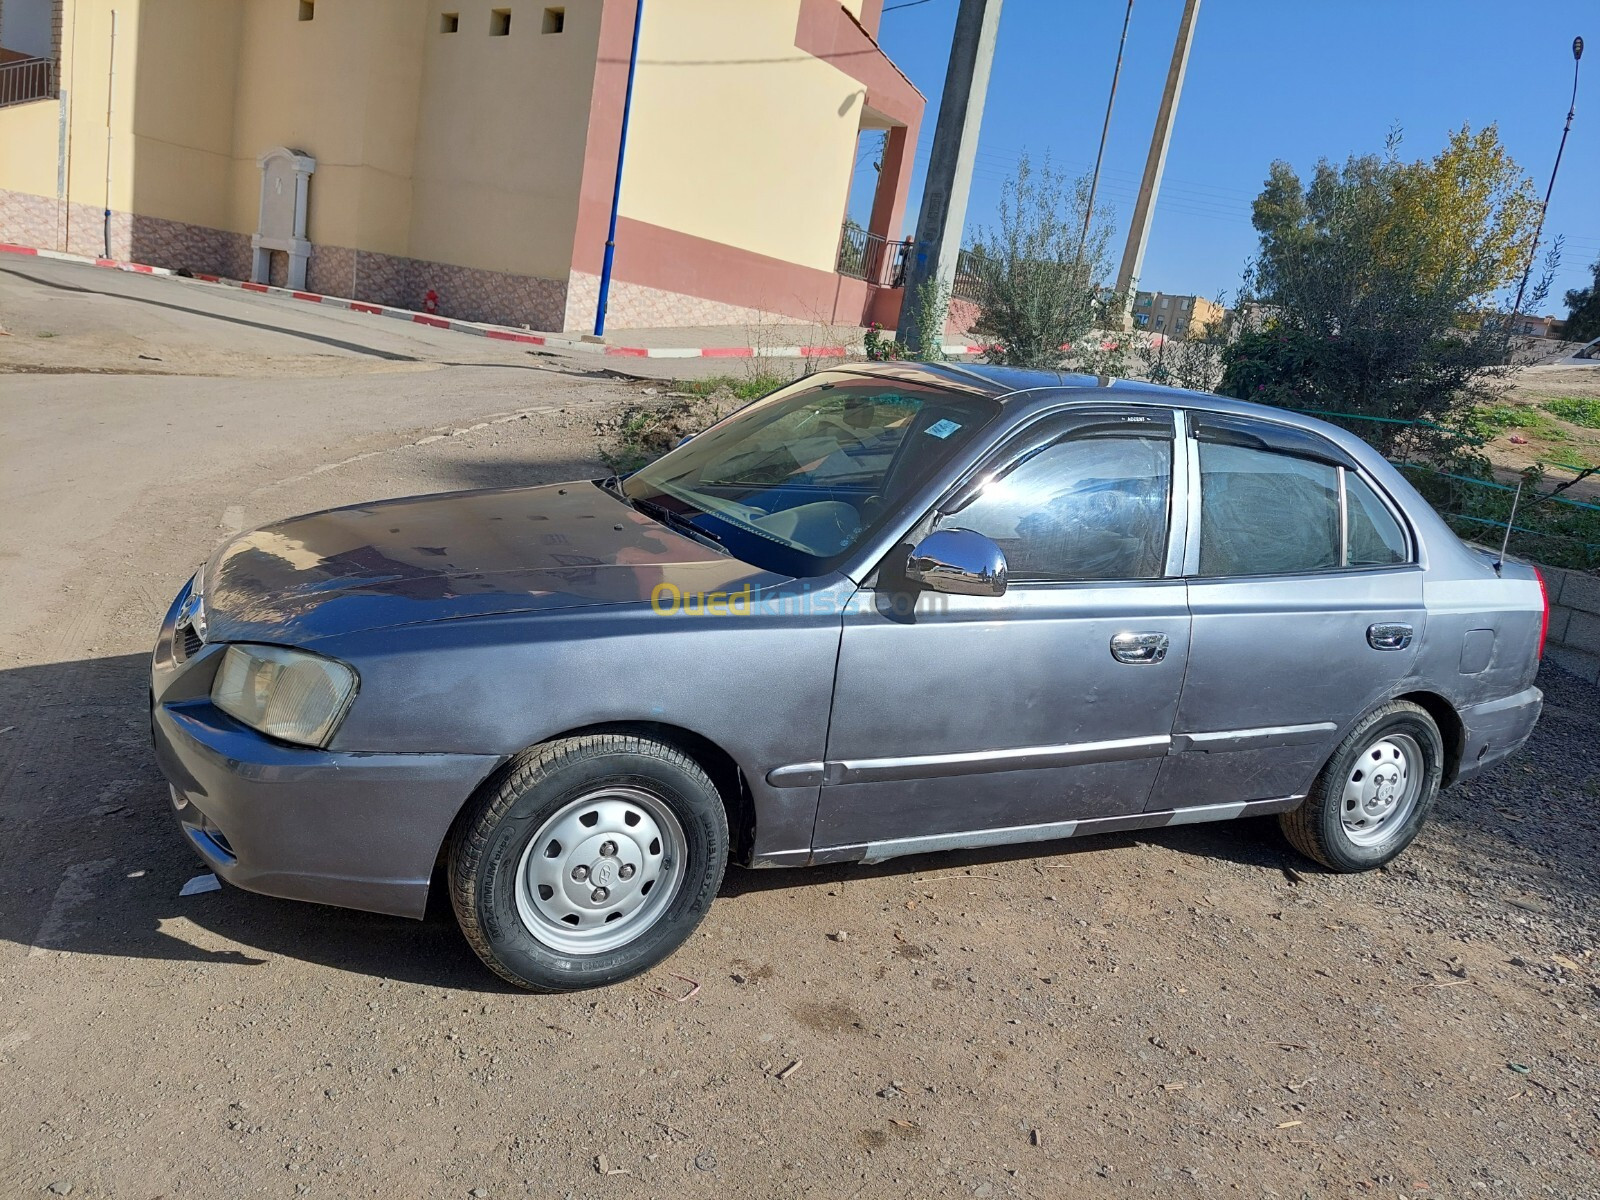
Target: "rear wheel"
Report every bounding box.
[450,734,729,991]
[1279,700,1444,872]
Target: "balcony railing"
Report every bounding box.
[951,248,992,302]
[0,57,56,108]
[835,222,911,288]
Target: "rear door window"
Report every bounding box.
[1345,474,1408,566]
[1197,441,1340,576]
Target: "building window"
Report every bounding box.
[490,8,512,35]
[542,7,565,33]
[298,0,315,20]
[441,11,460,32]
[1159,297,1169,308]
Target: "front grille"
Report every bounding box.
[173,622,203,664]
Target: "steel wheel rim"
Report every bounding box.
[513,785,686,955]
[1340,732,1422,847]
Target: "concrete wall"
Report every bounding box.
[1542,566,1600,684]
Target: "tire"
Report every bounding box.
[449,733,729,992]
[1278,700,1445,873]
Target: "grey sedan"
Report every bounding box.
[151,365,1546,991]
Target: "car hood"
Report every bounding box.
[202,482,787,642]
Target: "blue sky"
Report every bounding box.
[852,0,1598,313]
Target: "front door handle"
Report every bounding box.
[1111,631,1169,665]
[1367,622,1414,651]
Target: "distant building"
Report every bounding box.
[1503,313,1562,339]
[1131,290,1224,338]
[0,0,922,332]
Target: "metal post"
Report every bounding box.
[1113,0,1200,329]
[896,0,1004,351]
[594,0,645,339]
[1077,0,1134,271]
[103,9,118,261]
[1507,36,1583,336]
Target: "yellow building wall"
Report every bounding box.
[229,0,426,256]
[407,0,601,280]
[124,0,242,230]
[0,92,58,199]
[0,0,240,230]
[620,0,863,272]
[3,0,881,287]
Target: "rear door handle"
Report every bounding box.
[1111,631,1169,665]
[1368,622,1414,651]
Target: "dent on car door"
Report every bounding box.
[810,410,1194,860]
[1153,414,1424,811]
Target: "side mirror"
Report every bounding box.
[905,528,1008,597]
[676,433,695,449]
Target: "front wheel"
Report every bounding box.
[1278,700,1445,872]
[449,734,729,991]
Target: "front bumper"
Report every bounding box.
[151,578,502,919]
[1450,685,1543,785]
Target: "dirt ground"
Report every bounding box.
[1,259,1597,1199]
[1482,365,1600,500]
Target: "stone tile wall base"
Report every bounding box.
[0,188,57,248]
[306,247,567,331]
[565,270,813,334]
[0,189,566,330]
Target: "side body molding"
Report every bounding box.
[766,724,1339,791]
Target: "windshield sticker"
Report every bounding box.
[925,419,962,439]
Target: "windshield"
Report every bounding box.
[621,374,1000,577]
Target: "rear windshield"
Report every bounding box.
[622,375,999,577]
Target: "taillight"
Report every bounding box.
[1534,568,1550,659]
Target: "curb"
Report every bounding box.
[0,241,984,360]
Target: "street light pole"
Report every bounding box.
[594,0,645,339]
[1508,36,1583,335]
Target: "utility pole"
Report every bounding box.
[1076,0,1135,272]
[896,0,1004,352]
[1113,0,1200,330]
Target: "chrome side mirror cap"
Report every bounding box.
[905,528,1008,597]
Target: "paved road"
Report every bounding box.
[1,259,1596,1199]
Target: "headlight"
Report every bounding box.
[211,644,358,747]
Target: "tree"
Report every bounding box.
[1564,256,1600,343]
[968,154,1118,370]
[1220,126,1545,463]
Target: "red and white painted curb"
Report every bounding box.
[0,241,984,360]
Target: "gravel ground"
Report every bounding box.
[1,258,1597,1199]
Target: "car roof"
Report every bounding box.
[826,360,1410,472]
[828,361,1301,423]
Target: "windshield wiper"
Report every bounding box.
[630,496,728,554]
